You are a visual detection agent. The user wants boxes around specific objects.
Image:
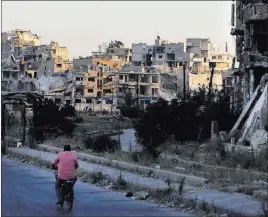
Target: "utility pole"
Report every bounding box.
[208,64,216,103]
[136,73,139,109]
[183,62,186,102]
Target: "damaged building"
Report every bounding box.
[227,0,268,148]
[230,0,268,105]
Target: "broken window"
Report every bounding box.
[66,100,71,104]
[159,55,163,58]
[152,88,158,96]
[75,99,81,103]
[34,71,37,78]
[97,91,102,98]
[152,76,158,83]
[204,58,207,62]
[119,75,124,80]
[88,89,93,93]
[57,64,62,68]
[86,99,92,104]
[76,77,80,81]
[88,78,95,82]
[212,56,216,60]
[55,98,61,104]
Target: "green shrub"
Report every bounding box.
[84,135,119,153]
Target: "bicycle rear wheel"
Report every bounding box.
[67,200,73,210]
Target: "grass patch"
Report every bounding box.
[113,173,127,190]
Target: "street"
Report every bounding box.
[1,157,196,216]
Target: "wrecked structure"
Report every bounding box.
[186,38,233,91]
[227,0,268,148]
[230,0,268,105]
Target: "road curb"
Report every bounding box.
[39,144,206,186]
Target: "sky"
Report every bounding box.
[2,1,235,59]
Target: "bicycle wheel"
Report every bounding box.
[67,200,73,210]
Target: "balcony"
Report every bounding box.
[192,57,203,62]
[230,26,245,36]
[242,51,268,68]
[243,3,268,24]
[75,80,87,86]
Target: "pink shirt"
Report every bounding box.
[52,152,78,180]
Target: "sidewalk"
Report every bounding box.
[6,147,264,216]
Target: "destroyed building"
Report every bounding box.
[227,0,268,148]
[230,0,268,105]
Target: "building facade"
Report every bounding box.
[230,0,268,105]
[132,36,190,69]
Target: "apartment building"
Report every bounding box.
[230,0,268,105]
[101,66,160,108]
[106,40,132,64]
[2,29,41,60]
[132,36,190,69]
[72,57,102,99]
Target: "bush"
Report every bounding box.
[90,170,104,184]
[84,135,119,153]
[120,106,141,119]
[33,99,77,142]
[133,88,240,158]
[114,173,127,190]
[133,99,169,158]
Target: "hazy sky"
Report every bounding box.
[2,1,235,59]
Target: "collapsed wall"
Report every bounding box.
[158,70,189,101]
[228,73,268,149]
[34,73,72,93]
[158,73,179,101]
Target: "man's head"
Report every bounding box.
[63,145,71,152]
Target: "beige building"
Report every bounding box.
[49,41,69,61]
[14,29,41,47]
[208,52,233,72]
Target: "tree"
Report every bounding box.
[133,99,170,158]
[133,87,240,158]
[33,99,77,142]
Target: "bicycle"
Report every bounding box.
[59,179,74,210]
[53,167,74,210]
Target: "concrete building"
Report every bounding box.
[186,38,210,73]
[230,0,268,106]
[106,40,132,64]
[1,30,41,60]
[49,41,68,61]
[101,65,160,108]
[186,38,233,90]
[132,36,190,69]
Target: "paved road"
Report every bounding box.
[2,158,196,217]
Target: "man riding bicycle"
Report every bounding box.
[51,145,79,205]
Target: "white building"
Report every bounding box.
[132,36,190,68]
